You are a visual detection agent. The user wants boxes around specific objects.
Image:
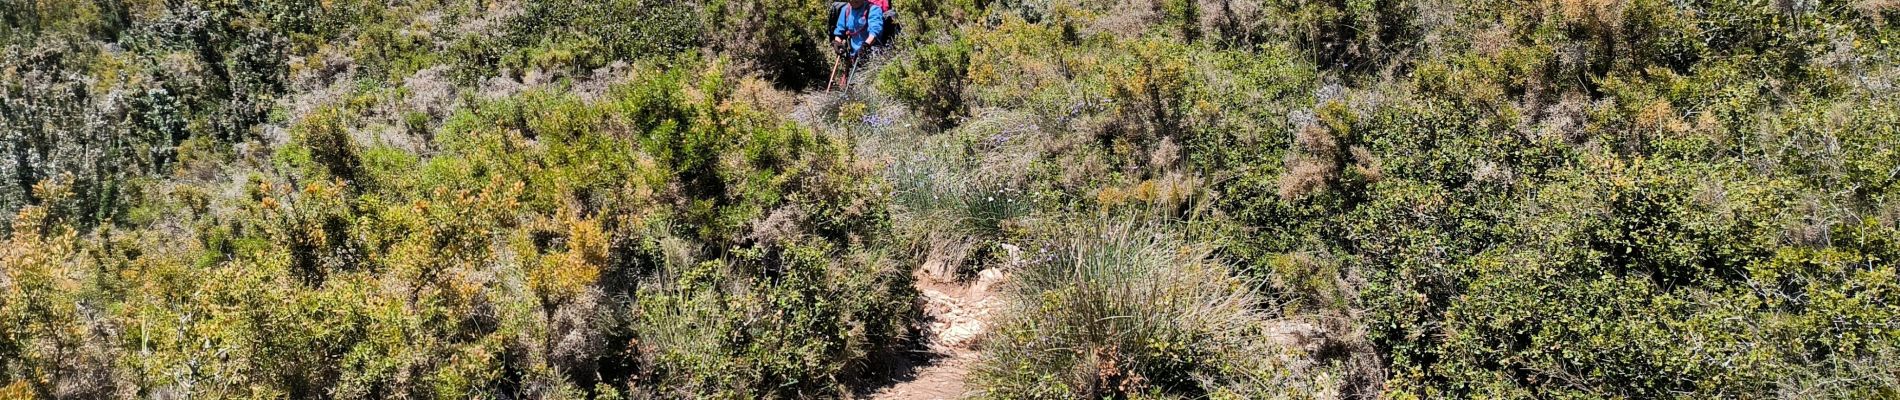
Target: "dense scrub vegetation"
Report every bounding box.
[4,0,1899,399]
[2,1,906,398]
[859,0,1900,397]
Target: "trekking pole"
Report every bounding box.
[826,38,847,92]
[827,52,842,92]
[842,49,865,99]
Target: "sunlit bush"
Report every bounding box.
[878,35,974,130]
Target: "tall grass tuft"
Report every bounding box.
[973,220,1338,399]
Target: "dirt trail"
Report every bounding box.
[862,267,1006,400]
[790,51,1009,398]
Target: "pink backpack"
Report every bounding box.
[868,0,890,12]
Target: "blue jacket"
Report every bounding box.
[833,4,884,55]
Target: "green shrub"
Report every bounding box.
[0,179,118,398]
[281,106,367,188]
[351,23,438,80]
[701,0,831,87]
[502,0,700,76]
[635,241,915,397]
[878,36,973,130]
[0,36,160,233]
[1274,0,1422,73]
[905,0,991,43]
[1099,39,1196,169]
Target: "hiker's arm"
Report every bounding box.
[832,9,848,39]
[866,7,884,45]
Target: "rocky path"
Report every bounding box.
[792,50,1013,398]
[863,268,1007,400]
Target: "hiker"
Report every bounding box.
[828,0,886,90]
[831,0,886,57]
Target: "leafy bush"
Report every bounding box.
[701,0,833,87]
[0,36,151,233]
[499,0,701,76]
[1201,2,1900,396]
[634,242,915,397]
[1208,0,1421,72]
[281,106,367,188]
[878,36,974,130]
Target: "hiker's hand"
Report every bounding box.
[865,36,875,46]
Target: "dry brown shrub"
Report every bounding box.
[1555,0,1626,31]
[1295,123,1340,157]
[1471,159,1515,184]
[1858,0,1900,22]
[734,75,799,115]
[1085,0,1164,40]
[1280,154,1337,200]
[1537,90,1591,142]
[1281,123,1344,200]
[1349,145,1384,183]
[1148,136,1182,169]
[922,235,976,282]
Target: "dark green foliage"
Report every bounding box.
[125,0,291,142]
[1197,2,1900,396]
[0,36,149,233]
[453,0,836,88]
[285,106,366,187]
[702,0,833,87]
[903,0,991,43]
[878,36,972,130]
[1254,0,1422,73]
[635,243,916,397]
[500,0,701,75]
[0,0,304,233]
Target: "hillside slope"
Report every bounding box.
[5,0,1900,399]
